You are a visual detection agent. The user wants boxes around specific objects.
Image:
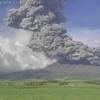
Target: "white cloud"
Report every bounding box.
[0,29,56,74]
[94,39,100,44]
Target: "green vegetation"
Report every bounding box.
[0,79,100,100]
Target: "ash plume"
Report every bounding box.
[4,0,100,66]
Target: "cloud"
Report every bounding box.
[0,29,56,74]
[3,0,100,66]
[94,39,100,44]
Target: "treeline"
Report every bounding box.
[84,80,100,85]
[0,80,71,87]
[23,80,72,86]
[1,79,100,87]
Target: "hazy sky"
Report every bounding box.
[0,0,100,46]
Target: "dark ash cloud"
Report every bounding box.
[4,0,100,66]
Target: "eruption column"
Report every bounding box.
[4,0,100,66]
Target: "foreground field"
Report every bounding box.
[0,80,100,100]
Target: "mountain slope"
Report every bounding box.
[1,62,100,80]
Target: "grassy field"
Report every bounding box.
[0,80,100,100]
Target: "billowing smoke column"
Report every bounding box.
[4,0,100,66]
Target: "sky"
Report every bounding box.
[65,0,100,28]
[0,0,100,47]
